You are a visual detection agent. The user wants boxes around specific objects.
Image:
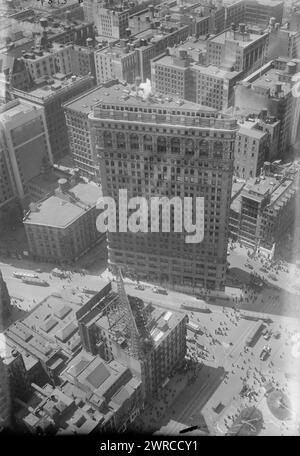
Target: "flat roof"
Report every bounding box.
[88,82,218,113]
[209,30,267,47]
[191,63,239,79]
[24,182,101,228]
[24,195,84,228]
[0,99,37,123]
[238,126,267,139]
[251,69,292,95]
[64,82,117,115]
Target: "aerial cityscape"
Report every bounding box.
[1,0,300,438]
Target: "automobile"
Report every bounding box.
[260,345,271,361]
[152,286,168,295]
[35,268,42,273]
[134,284,145,290]
[262,329,272,340]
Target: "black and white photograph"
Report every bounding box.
[0,0,300,442]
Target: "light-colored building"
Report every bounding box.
[64,81,117,181]
[94,40,140,85]
[206,23,268,73]
[131,22,191,81]
[85,2,131,39]
[230,173,298,255]
[151,50,240,110]
[21,42,97,83]
[234,119,270,179]
[23,179,105,263]
[89,81,237,293]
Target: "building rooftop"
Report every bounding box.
[23,181,102,228]
[12,74,93,102]
[62,349,139,412]
[245,0,283,6]
[28,168,73,196]
[0,98,37,123]
[238,125,267,139]
[242,175,295,208]
[88,81,220,114]
[63,81,118,115]
[209,29,267,47]
[190,62,240,79]
[251,68,292,96]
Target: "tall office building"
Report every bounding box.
[0,99,52,206]
[89,82,237,293]
[12,74,95,161]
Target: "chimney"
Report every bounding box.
[275,82,282,96]
[149,4,154,18]
[239,23,246,34]
[287,61,297,74]
[57,178,69,193]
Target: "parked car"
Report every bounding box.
[152,286,168,295]
[134,284,145,290]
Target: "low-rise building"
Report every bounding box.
[76,278,188,399]
[229,173,298,255]
[23,179,104,263]
[206,23,268,74]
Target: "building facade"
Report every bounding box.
[12,75,95,161]
[234,58,300,157]
[89,82,237,293]
[229,173,298,254]
[206,23,268,74]
[76,278,187,399]
[0,99,52,205]
[151,50,240,110]
[23,180,105,263]
[244,0,283,28]
[234,120,270,179]
[94,41,140,85]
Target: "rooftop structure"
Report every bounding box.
[234,58,300,157]
[76,277,187,397]
[23,180,104,263]
[206,23,268,73]
[23,181,102,228]
[12,74,95,160]
[229,171,298,253]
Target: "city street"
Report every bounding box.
[1,240,300,435]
